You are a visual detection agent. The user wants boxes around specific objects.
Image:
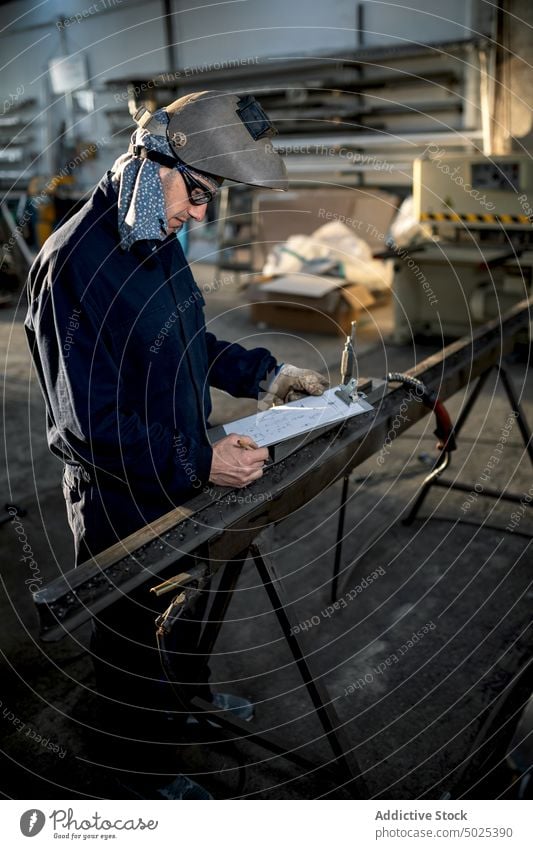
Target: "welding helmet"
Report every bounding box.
[133,90,288,190]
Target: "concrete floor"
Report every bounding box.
[0,265,532,800]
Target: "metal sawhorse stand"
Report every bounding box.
[155,525,368,798]
[404,363,533,525]
[328,363,532,604]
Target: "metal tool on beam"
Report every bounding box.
[335,321,360,405]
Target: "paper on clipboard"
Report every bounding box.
[222,387,372,448]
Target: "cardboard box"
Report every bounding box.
[249,274,377,336]
[253,187,400,268]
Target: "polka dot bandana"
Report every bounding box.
[110,108,174,251]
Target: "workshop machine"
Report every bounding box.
[393,153,533,340]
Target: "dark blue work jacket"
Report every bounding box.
[25,172,275,506]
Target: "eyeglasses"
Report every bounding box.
[178,166,219,206]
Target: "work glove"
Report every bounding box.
[259,364,329,411]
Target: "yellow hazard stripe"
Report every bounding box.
[421,211,533,225]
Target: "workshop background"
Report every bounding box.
[0,0,532,800]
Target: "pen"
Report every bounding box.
[237,437,272,465]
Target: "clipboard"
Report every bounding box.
[210,387,373,450]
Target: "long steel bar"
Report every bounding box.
[34,296,532,641]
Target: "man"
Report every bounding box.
[25,91,327,795]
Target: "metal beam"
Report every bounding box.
[34,296,532,641]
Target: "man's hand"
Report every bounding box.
[259,364,329,410]
[209,433,269,488]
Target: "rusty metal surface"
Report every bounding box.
[34,296,532,640]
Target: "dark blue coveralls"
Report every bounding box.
[25,173,276,715]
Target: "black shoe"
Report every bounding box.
[157,774,213,799]
[185,692,255,725]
